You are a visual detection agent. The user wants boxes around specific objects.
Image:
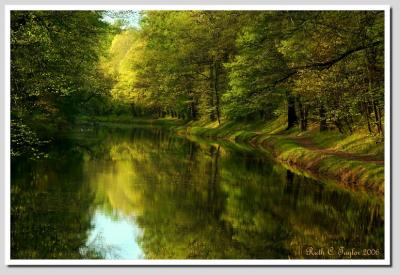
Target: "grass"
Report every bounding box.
[176,117,286,142]
[173,117,384,195]
[261,135,384,194]
[307,128,384,158]
[77,114,385,195]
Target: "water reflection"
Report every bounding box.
[85,210,143,259]
[11,125,384,259]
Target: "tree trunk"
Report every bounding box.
[319,105,327,131]
[378,106,383,136]
[208,64,216,121]
[190,98,197,120]
[345,117,353,134]
[287,92,297,129]
[365,45,383,136]
[363,101,372,134]
[372,99,382,135]
[298,98,308,131]
[334,119,344,134]
[212,61,221,125]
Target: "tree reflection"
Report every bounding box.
[11,125,384,259]
[85,126,384,259]
[11,144,99,259]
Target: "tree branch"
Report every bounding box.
[272,40,383,86]
[291,40,383,71]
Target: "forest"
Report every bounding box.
[10,9,386,260]
[11,10,384,158]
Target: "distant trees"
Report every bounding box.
[118,11,242,122]
[11,10,385,158]
[108,10,384,134]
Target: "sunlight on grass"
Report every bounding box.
[312,130,384,159]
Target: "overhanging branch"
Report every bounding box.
[273,40,383,86]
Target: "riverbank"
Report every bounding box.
[173,117,385,195]
[81,115,385,195]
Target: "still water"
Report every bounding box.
[11,124,384,259]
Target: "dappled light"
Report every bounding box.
[10,9,386,261]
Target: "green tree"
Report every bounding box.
[11,11,114,158]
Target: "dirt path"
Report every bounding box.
[289,136,384,165]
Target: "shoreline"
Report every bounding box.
[172,120,384,196]
[80,116,385,196]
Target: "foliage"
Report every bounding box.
[102,10,384,135]
[82,126,383,259]
[11,11,114,158]
[11,119,49,159]
[11,145,98,259]
[11,10,385,159]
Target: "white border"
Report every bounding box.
[2,4,392,11]
[4,3,11,267]
[4,4,391,266]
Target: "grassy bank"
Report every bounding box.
[174,117,385,195]
[259,135,384,194]
[81,115,384,195]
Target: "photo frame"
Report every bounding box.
[1,1,396,272]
